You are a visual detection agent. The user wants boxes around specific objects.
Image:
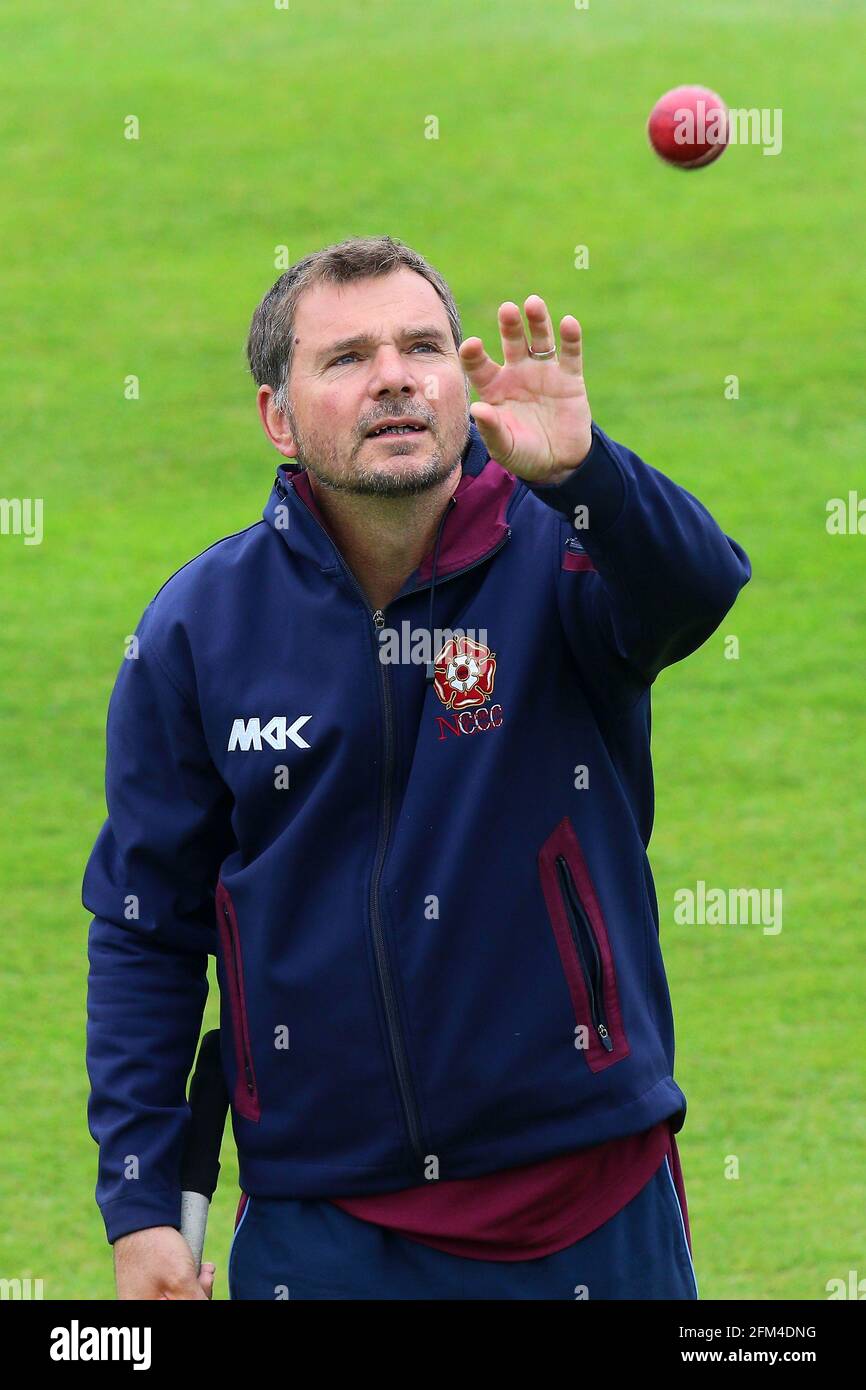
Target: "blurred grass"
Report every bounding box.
[0,0,863,1299]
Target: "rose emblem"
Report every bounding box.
[432,635,496,711]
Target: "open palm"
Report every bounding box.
[458,296,593,484]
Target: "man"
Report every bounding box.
[83,235,750,1300]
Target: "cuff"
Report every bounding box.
[523,422,627,533]
[101,1189,183,1246]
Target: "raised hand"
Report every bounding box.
[458,296,593,484]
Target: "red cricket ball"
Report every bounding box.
[647,84,729,169]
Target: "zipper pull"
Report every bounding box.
[596,1022,614,1053]
[372,609,385,629]
[244,1063,255,1094]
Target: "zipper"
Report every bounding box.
[301,521,427,1169]
[275,479,512,1172]
[554,855,614,1053]
[224,901,257,1098]
[219,894,260,1107]
[367,607,428,1170]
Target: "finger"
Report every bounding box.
[469,402,515,466]
[198,1262,216,1299]
[458,336,500,393]
[558,315,584,376]
[498,301,529,365]
[525,295,556,356]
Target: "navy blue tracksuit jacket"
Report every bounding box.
[83,419,751,1244]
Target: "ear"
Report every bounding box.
[257,385,297,458]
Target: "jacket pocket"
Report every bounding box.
[215,880,261,1121]
[537,817,630,1072]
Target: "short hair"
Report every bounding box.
[246,235,463,412]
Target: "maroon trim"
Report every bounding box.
[667,1126,693,1254]
[288,469,329,529]
[414,464,515,583]
[562,550,596,572]
[215,881,261,1121]
[537,816,630,1072]
[288,458,516,584]
[234,1190,249,1232]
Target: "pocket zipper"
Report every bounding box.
[221,897,259,1104]
[554,855,614,1053]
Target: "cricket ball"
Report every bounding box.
[647,84,729,169]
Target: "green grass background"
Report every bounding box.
[1,0,863,1300]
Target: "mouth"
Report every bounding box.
[364,420,430,441]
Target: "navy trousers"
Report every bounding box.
[228,1154,699,1300]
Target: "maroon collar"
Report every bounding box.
[287,450,516,588]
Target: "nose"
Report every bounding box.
[366,345,417,399]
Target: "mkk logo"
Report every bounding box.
[227,716,312,751]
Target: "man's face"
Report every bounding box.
[269,268,471,497]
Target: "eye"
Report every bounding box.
[328,342,440,368]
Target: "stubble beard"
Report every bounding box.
[285,405,471,499]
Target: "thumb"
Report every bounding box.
[470,403,514,465]
[198,1262,216,1299]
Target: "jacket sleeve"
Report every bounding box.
[526,421,751,709]
[82,599,235,1244]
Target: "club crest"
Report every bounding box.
[431,635,496,711]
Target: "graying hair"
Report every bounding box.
[246,235,464,413]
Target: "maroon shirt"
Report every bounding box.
[326,1120,690,1262]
